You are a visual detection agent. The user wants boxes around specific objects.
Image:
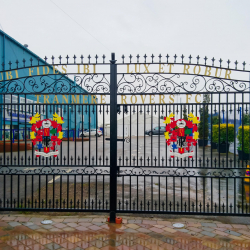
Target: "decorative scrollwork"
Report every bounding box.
[118,167,246,177]
[74,74,110,93]
[0,74,110,94]
[0,166,110,175]
[117,73,249,94]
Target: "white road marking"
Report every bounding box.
[48,169,72,184]
[24,167,37,171]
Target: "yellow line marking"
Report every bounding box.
[48,169,72,183]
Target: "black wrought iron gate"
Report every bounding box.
[0,53,250,220]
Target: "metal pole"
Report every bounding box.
[109,52,117,222]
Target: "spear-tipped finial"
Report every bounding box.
[151,54,154,63]
[219,58,223,68]
[73,55,77,64]
[174,54,177,63]
[166,54,169,63]
[189,55,192,64]
[66,55,69,64]
[159,54,162,63]
[196,55,200,64]
[181,54,184,64]
[204,56,207,65]
[136,54,140,63]
[129,54,132,63]
[211,57,215,66]
[8,61,12,70]
[234,60,238,70]
[243,61,246,71]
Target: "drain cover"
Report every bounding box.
[41,220,53,225]
[173,223,184,228]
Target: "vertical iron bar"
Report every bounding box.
[211,177,213,213]
[67,105,69,166]
[210,94,213,168]
[53,175,55,208]
[137,105,138,166]
[75,103,77,165]
[10,95,12,165]
[18,95,20,166]
[31,175,33,208]
[109,52,118,222]
[25,95,27,166]
[25,175,27,208]
[10,175,12,208]
[81,104,83,165]
[3,94,5,165]
[103,104,105,165]
[144,105,146,166]
[60,175,62,208]
[95,103,98,166]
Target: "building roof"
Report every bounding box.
[0,29,87,94]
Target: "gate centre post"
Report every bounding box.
[109,52,118,222]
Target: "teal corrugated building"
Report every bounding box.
[0,30,97,140]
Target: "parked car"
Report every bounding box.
[80,129,102,137]
[145,126,166,136]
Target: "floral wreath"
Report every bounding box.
[29,113,64,157]
[163,112,199,158]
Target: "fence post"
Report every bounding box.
[109,52,117,222]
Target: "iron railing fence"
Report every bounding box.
[0,53,250,218]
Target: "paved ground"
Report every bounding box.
[0,213,250,249]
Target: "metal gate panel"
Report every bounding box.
[0,53,250,219]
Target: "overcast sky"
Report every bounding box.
[1,0,250,67]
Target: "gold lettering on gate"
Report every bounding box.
[53,95,59,104]
[135,64,140,73]
[71,95,79,104]
[121,95,127,104]
[91,95,97,104]
[144,64,150,73]
[101,95,106,104]
[62,95,68,103]
[183,65,190,74]
[140,95,146,104]
[186,94,192,103]
[195,94,201,103]
[225,70,231,79]
[215,68,222,78]
[159,95,166,104]
[150,95,155,104]
[169,95,175,103]
[44,95,50,103]
[204,67,212,76]
[6,71,13,80]
[193,66,201,75]
[130,95,137,104]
